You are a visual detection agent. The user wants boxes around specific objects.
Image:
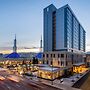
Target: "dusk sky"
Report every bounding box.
[0,0,90,53]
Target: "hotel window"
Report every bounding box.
[46,54,48,58]
[66,61,68,66]
[58,61,60,65]
[58,54,60,58]
[61,61,64,66]
[43,54,45,57]
[53,54,55,58]
[51,61,52,65]
[61,54,64,58]
[51,54,52,57]
[66,54,67,58]
[47,60,48,64]
[77,55,78,57]
[43,60,44,64]
[61,61,63,66]
[68,55,70,58]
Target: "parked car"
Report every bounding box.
[60,78,63,83]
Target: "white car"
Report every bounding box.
[60,78,64,83]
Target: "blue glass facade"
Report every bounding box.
[64,8,73,49]
[43,4,56,52]
[79,26,86,51]
[73,17,79,50]
[44,4,86,52]
[64,6,86,52]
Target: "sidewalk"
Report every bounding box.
[40,79,81,90]
[25,75,81,90]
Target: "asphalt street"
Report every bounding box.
[0,69,61,90]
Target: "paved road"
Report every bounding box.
[0,69,61,90]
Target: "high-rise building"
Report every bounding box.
[44,4,86,53]
[43,4,86,72]
[13,34,17,52]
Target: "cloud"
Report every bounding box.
[0,46,40,54]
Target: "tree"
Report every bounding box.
[32,57,38,64]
